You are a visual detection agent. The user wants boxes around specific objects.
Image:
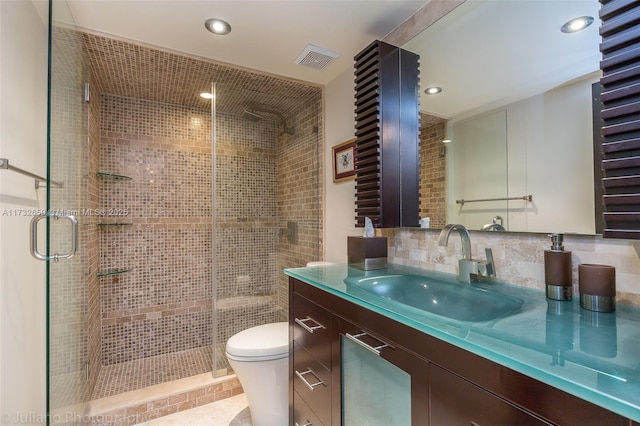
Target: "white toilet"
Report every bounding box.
[226,321,289,426]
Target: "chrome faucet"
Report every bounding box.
[481,215,506,231]
[438,224,472,260]
[438,224,496,283]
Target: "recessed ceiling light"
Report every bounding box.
[561,16,594,33]
[425,87,442,95]
[204,18,231,35]
[200,92,213,99]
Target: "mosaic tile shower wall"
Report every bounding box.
[419,114,447,229]
[276,97,323,314]
[99,94,213,365]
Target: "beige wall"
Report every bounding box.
[0,0,48,422]
[323,68,360,263]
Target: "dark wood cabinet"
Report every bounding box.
[429,365,551,426]
[353,40,420,228]
[289,277,636,426]
[599,0,640,239]
[291,292,333,425]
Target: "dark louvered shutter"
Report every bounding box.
[600,0,640,238]
[354,40,420,228]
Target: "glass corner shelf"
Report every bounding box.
[97,268,132,277]
[96,172,132,180]
[96,222,133,227]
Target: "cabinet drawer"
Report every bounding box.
[430,365,551,426]
[294,390,324,426]
[293,342,331,426]
[292,293,331,369]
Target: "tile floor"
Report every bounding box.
[134,393,252,426]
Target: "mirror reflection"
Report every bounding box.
[403,0,601,234]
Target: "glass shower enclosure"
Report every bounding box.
[45,0,322,422]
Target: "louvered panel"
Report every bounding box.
[600,0,636,21]
[356,79,381,99]
[603,194,640,204]
[603,174,640,187]
[355,70,380,92]
[355,154,379,168]
[600,7,640,38]
[356,99,379,113]
[356,89,380,109]
[355,164,381,176]
[355,123,379,137]
[356,106,380,123]
[354,39,419,228]
[601,99,640,119]
[355,180,379,191]
[600,0,640,238]
[601,47,640,71]
[355,145,379,159]
[355,41,385,226]
[603,229,640,238]
[355,197,381,207]
[356,96,380,115]
[355,206,381,215]
[355,172,380,184]
[354,138,380,154]
[604,212,640,221]
[602,137,640,153]
[600,64,640,86]
[602,119,640,136]
[602,156,640,170]
[354,58,380,84]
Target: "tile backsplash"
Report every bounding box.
[380,228,640,307]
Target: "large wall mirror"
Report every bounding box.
[402,0,601,235]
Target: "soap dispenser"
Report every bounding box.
[545,233,572,301]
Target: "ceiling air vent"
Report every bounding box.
[294,44,340,70]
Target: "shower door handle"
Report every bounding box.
[30,213,78,261]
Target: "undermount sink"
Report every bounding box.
[344,273,524,322]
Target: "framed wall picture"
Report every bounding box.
[332,138,356,182]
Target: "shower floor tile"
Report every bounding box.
[92,346,213,399]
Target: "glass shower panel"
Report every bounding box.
[47,0,93,420]
[212,84,322,375]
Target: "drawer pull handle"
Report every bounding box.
[295,316,326,334]
[345,332,393,356]
[295,368,325,391]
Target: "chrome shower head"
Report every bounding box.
[242,109,263,122]
[242,107,296,135]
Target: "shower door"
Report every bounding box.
[45,0,94,421]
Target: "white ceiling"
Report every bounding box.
[64,0,428,86]
[403,0,602,120]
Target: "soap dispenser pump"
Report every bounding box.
[545,233,572,301]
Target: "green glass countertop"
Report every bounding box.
[284,263,640,422]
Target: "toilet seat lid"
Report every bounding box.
[226,322,289,358]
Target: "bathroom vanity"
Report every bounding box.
[286,264,640,425]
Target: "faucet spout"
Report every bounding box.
[438,224,472,260]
